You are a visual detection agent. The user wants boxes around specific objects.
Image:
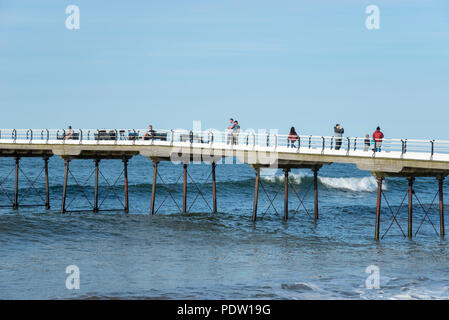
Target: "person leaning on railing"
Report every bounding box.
[364,134,371,151]
[287,127,299,148]
[334,123,344,150]
[232,120,240,145]
[373,126,384,152]
[226,118,235,144]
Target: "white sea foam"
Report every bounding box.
[319,176,387,192]
[261,172,386,192]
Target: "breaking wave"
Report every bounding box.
[261,173,386,192]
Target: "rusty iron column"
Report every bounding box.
[93,159,100,213]
[313,167,319,220]
[183,163,188,213]
[252,167,260,222]
[61,159,70,213]
[375,177,384,240]
[44,157,50,210]
[13,157,20,209]
[212,162,217,213]
[123,158,129,214]
[437,175,445,237]
[283,168,289,220]
[407,177,414,238]
[150,161,158,215]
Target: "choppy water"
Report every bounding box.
[0,156,448,299]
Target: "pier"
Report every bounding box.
[1,128,448,240]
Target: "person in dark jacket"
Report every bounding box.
[334,124,344,150]
[143,125,155,141]
[372,126,384,152]
[287,127,299,148]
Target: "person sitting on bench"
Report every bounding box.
[143,125,155,141]
[65,126,74,140]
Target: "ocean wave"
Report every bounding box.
[261,173,386,192]
[319,176,387,192]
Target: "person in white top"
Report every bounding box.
[65,126,74,140]
[226,118,235,144]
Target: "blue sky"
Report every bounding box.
[1,0,448,139]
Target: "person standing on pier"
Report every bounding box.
[227,118,235,144]
[373,126,384,152]
[334,123,344,150]
[232,120,240,145]
[364,134,371,151]
[288,127,299,148]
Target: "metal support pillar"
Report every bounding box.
[283,168,289,220]
[44,157,50,210]
[61,159,70,213]
[313,167,319,220]
[212,162,217,213]
[150,161,158,215]
[13,157,20,209]
[437,175,445,237]
[407,177,414,238]
[252,167,260,222]
[183,163,187,213]
[123,158,129,213]
[93,159,100,213]
[375,177,384,240]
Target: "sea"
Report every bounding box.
[0,155,448,299]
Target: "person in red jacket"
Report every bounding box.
[372,126,384,152]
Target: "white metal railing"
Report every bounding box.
[0,128,448,159]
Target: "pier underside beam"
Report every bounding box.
[252,167,260,222]
[312,167,319,220]
[61,159,70,213]
[283,168,289,220]
[183,163,187,213]
[93,159,100,213]
[373,172,446,240]
[150,160,158,215]
[13,157,19,209]
[44,157,50,210]
[123,158,129,213]
[212,162,217,213]
[437,175,445,237]
[375,177,383,240]
[0,156,51,210]
[407,177,415,238]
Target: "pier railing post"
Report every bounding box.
[313,167,319,220]
[437,175,445,237]
[44,157,50,210]
[150,161,158,215]
[252,167,260,222]
[283,168,289,220]
[212,162,217,213]
[123,158,129,214]
[61,159,70,213]
[183,163,188,213]
[13,157,20,209]
[407,177,414,238]
[375,177,384,240]
[93,159,100,213]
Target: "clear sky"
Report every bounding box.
[1,0,448,139]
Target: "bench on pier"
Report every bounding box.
[180,133,205,143]
[143,132,168,141]
[128,131,168,141]
[93,130,127,141]
[56,132,80,140]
